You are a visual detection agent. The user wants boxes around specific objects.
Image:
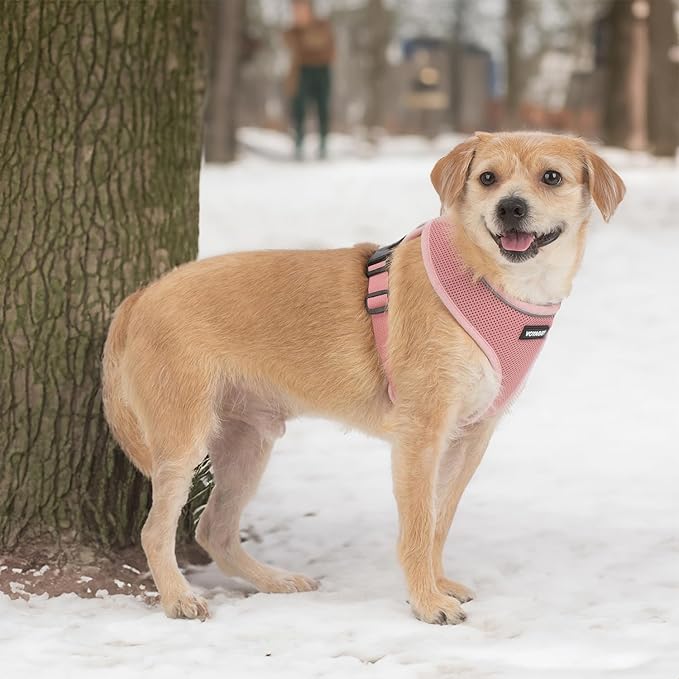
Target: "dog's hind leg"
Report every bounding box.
[142,453,210,620]
[134,364,217,620]
[196,406,319,594]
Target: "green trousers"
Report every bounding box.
[291,65,331,151]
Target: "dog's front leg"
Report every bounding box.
[432,417,497,604]
[391,414,467,625]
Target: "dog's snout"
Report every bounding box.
[496,197,528,226]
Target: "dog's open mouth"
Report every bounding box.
[488,226,563,262]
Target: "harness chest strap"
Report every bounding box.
[365,217,560,419]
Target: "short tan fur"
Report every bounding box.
[102,132,624,623]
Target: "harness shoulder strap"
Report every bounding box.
[365,239,402,401]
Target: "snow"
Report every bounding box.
[3,130,678,678]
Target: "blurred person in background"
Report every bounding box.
[284,0,334,160]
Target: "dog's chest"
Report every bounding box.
[456,351,501,425]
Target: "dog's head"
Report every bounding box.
[431,132,625,270]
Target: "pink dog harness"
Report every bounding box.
[366,217,560,419]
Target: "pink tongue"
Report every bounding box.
[500,231,535,252]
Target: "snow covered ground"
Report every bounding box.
[3,130,678,678]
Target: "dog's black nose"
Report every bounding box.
[496,197,528,226]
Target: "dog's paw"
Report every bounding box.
[256,570,319,594]
[410,592,467,625]
[162,590,209,621]
[436,577,475,603]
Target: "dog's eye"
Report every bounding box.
[479,172,496,186]
[542,170,562,186]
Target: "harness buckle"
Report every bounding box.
[365,289,388,315]
[366,264,388,278]
[367,246,392,267]
[366,237,404,268]
[365,237,404,314]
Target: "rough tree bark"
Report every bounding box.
[0,0,204,554]
[647,0,679,156]
[603,0,649,150]
[203,0,245,163]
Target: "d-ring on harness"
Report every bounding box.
[365,216,561,421]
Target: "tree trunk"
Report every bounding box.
[449,0,470,131]
[204,0,244,163]
[647,0,679,156]
[0,1,205,553]
[603,0,649,150]
[362,0,390,141]
[504,0,528,129]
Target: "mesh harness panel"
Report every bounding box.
[366,217,560,420]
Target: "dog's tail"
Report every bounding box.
[102,288,153,477]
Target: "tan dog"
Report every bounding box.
[102,132,625,624]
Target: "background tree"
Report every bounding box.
[448,0,472,130]
[647,0,679,156]
[361,0,391,142]
[602,0,649,150]
[0,0,205,559]
[504,0,529,128]
[203,0,246,163]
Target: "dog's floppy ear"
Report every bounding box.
[431,133,484,206]
[582,145,626,222]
